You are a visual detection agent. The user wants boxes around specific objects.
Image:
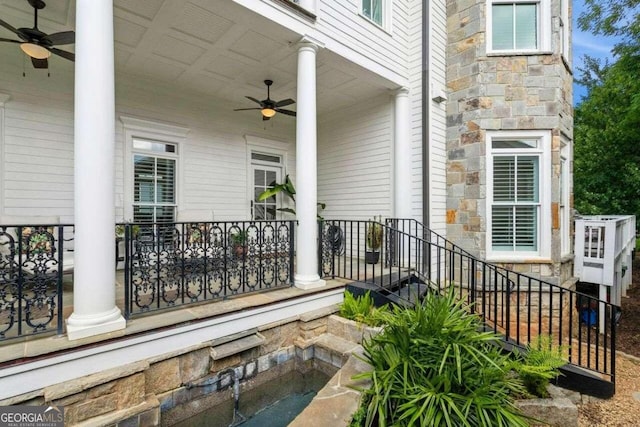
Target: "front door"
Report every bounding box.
[251,164,281,220]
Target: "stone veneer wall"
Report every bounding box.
[445,0,574,286]
[0,308,336,426]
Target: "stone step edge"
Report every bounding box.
[209,333,265,361]
[315,333,362,354]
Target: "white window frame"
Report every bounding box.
[486,0,551,54]
[560,140,571,256]
[559,0,570,65]
[0,93,10,215]
[486,130,551,261]
[359,0,393,32]
[121,116,188,222]
[245,135,290,220]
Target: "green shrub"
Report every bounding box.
[339,290,387,327]
[513,335,567,397]
[353,288,529,427]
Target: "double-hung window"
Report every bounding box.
[132,139,178,224]
[488,0,550,53]
[487,131,550,259]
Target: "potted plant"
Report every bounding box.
[230,229,248,259]
[365,216,383,264]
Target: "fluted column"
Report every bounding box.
[294,38,325,290]
[67,0,125,340]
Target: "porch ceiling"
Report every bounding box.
[0,0,392,114]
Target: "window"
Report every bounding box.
[121,116,188,224]
[560,142,571,255]
[362,0,383,26]
[251,152,282,220]
[487,0,550,53]
[559,0,570,63]
[487,131,551,259]
[133,139,177,223]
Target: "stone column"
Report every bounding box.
[394,87,412,219]
[294,38,325,290]
[67,0,125,340]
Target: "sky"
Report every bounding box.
[572,0,620,104]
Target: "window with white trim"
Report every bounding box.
[121,116,188,224]
[487,131,551,259]
[132,139,177,223]
[362,0,383,25]
[360,0,391,30]
[560,142,571,255]
[487,0,550,53]
[559,0,570,64]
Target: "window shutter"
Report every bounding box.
[492,154,539,251]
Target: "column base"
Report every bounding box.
[294,274,326,290]
[66,306,126,340]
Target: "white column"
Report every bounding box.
[294,39,325,290]
[67,0,125,340]
[394,87,412,219]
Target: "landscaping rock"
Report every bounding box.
[515,397,578,427]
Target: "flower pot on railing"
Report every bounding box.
[366,216,383,265]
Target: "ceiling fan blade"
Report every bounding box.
[234,108,262,111]
[49,47,75,61]
[275,108,296,117]
[275,98,295,108]
[45,31,75,46]
[0,38,21,44]
[31,56,48,69]
[245,96,263,105]
[0,19,19,35]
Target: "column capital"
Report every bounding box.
[295,35,325,52]
[392,87,410,97]
[0,93,11,107]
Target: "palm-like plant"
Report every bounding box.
[354,289,529,427]
[257,174,326,219]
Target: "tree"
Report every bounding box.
[578,0,640,55]
[573,54,640,217]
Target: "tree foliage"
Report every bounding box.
[578,0,640,55]
[574,54,640,217]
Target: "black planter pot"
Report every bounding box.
[365,251,380,264]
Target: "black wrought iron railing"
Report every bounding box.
[0,223,74,341]
[320,219,617,390]
[123,220,295,318]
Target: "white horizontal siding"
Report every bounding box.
[314,0,409,80]
[428,0,448,237]
[0,65,296,224]
[318,94,392,220]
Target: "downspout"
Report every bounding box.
[421,0,430,228]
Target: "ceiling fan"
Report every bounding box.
[0,0,75,69]
[234,80,296,121]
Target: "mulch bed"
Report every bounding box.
[616,256,640,357]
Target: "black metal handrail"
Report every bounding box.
[0,223,74,341]
[123,220,295,318]
[320,219,617,388]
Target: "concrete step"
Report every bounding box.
[313,333,363,368]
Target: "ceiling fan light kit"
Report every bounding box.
[234,80,297,121]
[261,107,276,118]
[20,42,50,59]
